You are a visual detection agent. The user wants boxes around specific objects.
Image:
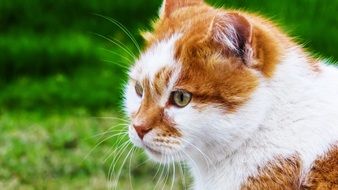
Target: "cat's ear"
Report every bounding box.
[159,0,203,18]
[211,12,254,65]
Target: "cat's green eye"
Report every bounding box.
[171,90,192,108]
[135,81,143,97]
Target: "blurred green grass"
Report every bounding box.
[0,110,166,190]
[0,0,337,189]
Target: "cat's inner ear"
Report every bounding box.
[211,12,254,65]
[159,0,203,18]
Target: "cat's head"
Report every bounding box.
[124,0,279,163]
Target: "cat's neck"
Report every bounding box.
[187,48,338,190]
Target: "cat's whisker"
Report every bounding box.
[98,131,127,140]
[106,140,130,176]
[154,156,167,190]
[90,116,129,123]
[128,148,136,190]
[102,59,130,70]
[95,119,127,130]
[101,47,134,64]
[85,116,128,140]
[152,154,164,182]
[170,157,176,190]
[178,160,187,190]
[92,32,136,59]
[100,135,129,176]
[90,123,128,139]
[112,131,129,147]
[90,129,127,139]
[154,159,163,189]
[97,127,127,139]
[107,140,130,165]
[104,139,129,178]
[93,14,141,54]
[112,145,135,190]
[113,146,135,190]
[135,156,151,168]
[160,158,168,190]
[161,157,170,190]
[105,122,129,130]
[108,141,132,189]
[84,131,128,161]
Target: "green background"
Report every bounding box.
[1,0,337,189]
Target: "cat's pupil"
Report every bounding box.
[180,93,184,102]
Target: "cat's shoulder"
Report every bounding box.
[241,144,338,190]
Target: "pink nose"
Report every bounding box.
[134,124,152,140]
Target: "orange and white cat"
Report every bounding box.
[123,0,338,189]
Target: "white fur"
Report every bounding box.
[124,34,338,190]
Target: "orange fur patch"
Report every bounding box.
[302,145,338,190]
[176,53,259,112]
[153,67,173,96]
[241,155,302,190]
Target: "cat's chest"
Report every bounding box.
[192,154,301,190]
[191,156,267,190]
[189,137,304,190]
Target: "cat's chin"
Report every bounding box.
[144,146,184,163]
[144,147,164,161]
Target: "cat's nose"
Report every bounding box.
[133,124,152,140]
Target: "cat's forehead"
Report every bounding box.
[130,33,181,83]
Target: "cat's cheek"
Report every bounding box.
[165,105,198,131]
[164,106,187,131]
[164,105,198,143]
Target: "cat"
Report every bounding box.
[123,0,338,189]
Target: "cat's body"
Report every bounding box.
[123,0,338,189]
